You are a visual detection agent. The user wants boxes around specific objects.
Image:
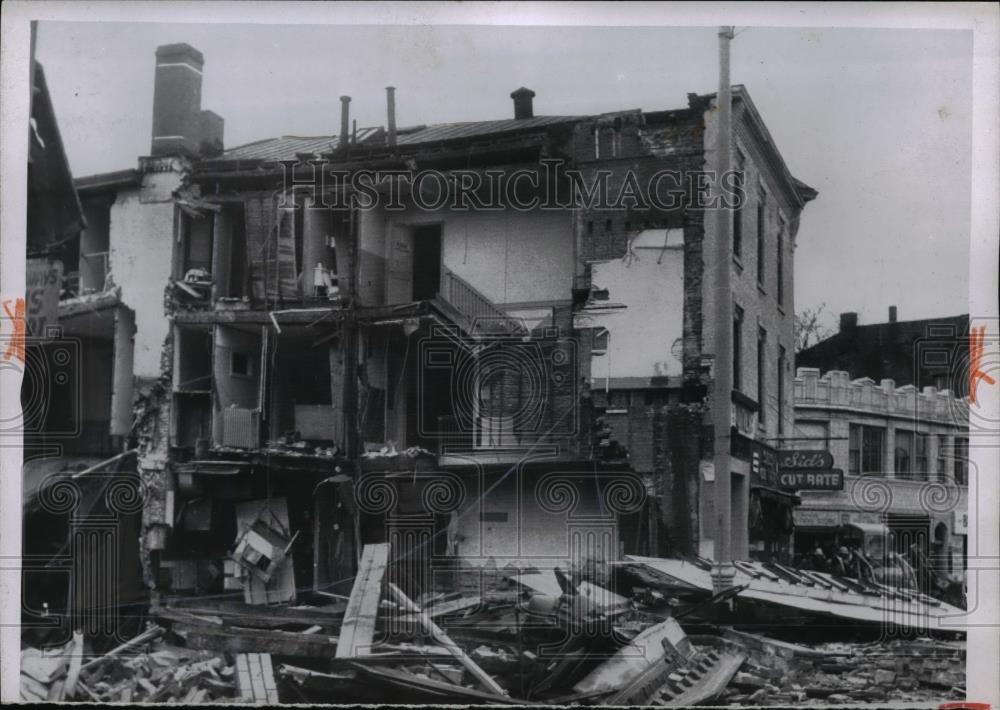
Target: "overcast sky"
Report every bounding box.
[35,22,972,327]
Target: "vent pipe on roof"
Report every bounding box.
[511,87,535,120]
[339,96,351,150]
[386,86,397,148]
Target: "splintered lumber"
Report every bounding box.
[573,617,692,695]
[236,653,280,704]
[336,543,389,658]
[386,582,507,697]
[173,622,338,658]
[62,631,84,699]
[79,624,164,673]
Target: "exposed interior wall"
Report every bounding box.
[451,471,619,566]
[357,207,387,306]
[268,330,335,440]
[382,207,574,306]
[588,230,684,382]
[109,171,181,380]
[212,325,263,441]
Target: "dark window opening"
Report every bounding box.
[757,327,766,424]
[733,305,744,391]
[756,193,766,286]
[850,424,885,475]
[776,223,785,306]
[777,345,786,434]
[733,151,745,258]
[411,224,442,301]
[231,351,252,378]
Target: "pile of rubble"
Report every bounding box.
[717,631,966,706]
[21,544,968,705]
[20,625,241,703]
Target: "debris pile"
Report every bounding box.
[21,546,967,704]
[717,631,967,706]
[20,625,238,703]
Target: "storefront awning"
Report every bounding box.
[751,484,800,506]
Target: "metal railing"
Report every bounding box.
[440,268,525,335]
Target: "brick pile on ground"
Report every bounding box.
[718,635,965,706]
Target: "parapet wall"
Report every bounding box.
[794,368,968,428]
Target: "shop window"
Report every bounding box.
[895,429,914,479]
[850,424,884,475]
[954,437,968,485]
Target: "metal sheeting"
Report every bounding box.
[395,116,582,146]
[222,129,382,161]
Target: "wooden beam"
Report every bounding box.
[335,543,389,658]
[386,582,507,697]
[173,623,338,658]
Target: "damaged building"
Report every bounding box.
[21,52,141,648]
[63,41,821,609]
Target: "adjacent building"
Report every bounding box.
[791,312,970,585]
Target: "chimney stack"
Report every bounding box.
[339,96,351,150]
[151,43,223,157]
[888,305,898,323]
[840,312,858,333]
[510,87,535,120]
[386,86,397,148]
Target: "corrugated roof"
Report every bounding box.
[222,128,382,161]
[395,115,583,146]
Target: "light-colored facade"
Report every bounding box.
[792,367,969,579]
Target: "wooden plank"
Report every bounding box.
[248,653,267,702]
[175,623,338,658]
[63,631,84,699]
[259,653,281,703]
[386,582,507,697]
[336,543,389,658]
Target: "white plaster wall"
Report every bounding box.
[587,230,685,380]
[385,207,574,306]
[109,175,180,379]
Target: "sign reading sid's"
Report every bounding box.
[778,468,844,491]
[778,449,834,470]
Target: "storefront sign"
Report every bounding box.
[793,509,841,528]
[778,468,844,491]
[778,449,834,470]
[25,258,62,338]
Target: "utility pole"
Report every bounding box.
[711,26,737,595]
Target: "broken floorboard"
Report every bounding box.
[336,542,389,658]
[618,556,966,634]
[172,622,339,658]
[154,600,345,631]
[387,582,508,697]
[235,653,280,704]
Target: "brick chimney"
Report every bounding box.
[510,87,535,120]
[839,312,858,333]
[151,43,224,157]
[888,305,898,323]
